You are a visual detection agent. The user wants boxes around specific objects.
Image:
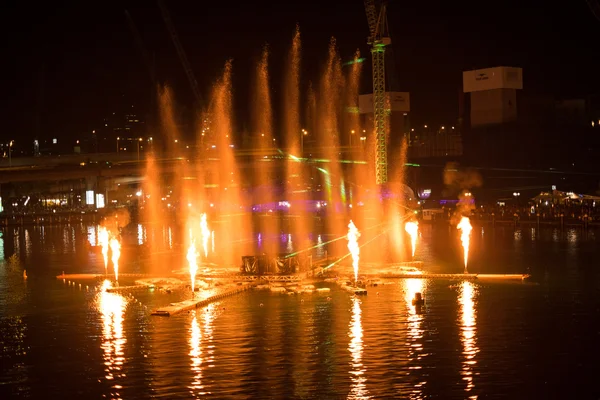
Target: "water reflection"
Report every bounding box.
[137,224,144,245]
[189,304,217,397]
[316,234,325,258]
[348,297,370,399]
[458,281,479,396]
[97,282,128,398]
[403,278,427,398]
[88,225,97,246]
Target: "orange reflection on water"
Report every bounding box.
[189,304,217,396]
[97,282,128,397]
[404,278,426,351]
[403,278,428,397]
[458,281,479,396]
[348,297,370,399]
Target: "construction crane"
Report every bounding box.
[364,0,391,185]
[125,10,155,85]
[157,0,203,107]
[587,0,600,22]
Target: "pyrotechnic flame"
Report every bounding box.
[457,217,473,271]
[347,220,361,284]
[404,221,419,258]
[187,240,199,293]
[98,226,109,273]
[200,213,210,258]
[109,238,121,282]
[101,279,112,292]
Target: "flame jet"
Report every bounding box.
[347,220,361,284]
[457,217,473,272]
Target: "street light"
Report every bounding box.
[301,129,308,154]
[8,140,14,167]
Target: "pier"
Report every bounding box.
[151,283,256,317]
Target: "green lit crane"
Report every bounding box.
[364,0,391,185]
[157,0,203,107]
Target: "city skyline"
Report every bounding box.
[2,0,600,143]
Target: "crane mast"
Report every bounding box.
[157,0,203,106]
[588,0,600,22]
[364,0,391,185]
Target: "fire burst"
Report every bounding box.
[347,220,361,285]
[457,217,473,272]
[200,213,210,258]
[187,240,198,293]
[404,221,419,258]
[109,238,121,282]
[98,226,109,274]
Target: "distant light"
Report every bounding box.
[136,191,142,197]
[174,139,178,143]
[52,138,57,144]
[424,125,427,128]
[85,190,94,205]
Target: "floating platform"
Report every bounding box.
[370,273,530,281]
[56,273,155,281]
[341,285,368,295]
[151,283,255,317]
[106,285,151,293]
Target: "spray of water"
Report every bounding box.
[457,216,473,272]
[320,38,345,233]
[98,226,109,274]
[109,238,121,282]
[347,220,361,284]
[187,238,198,293]
[404,221,418,258]
[253,45,278,253]
[200,213,210,258]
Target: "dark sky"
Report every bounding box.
[2,0,599,145]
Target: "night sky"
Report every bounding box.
[2,0,599,145]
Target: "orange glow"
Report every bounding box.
[97,282,128,394]
[457,217,473,271]
[347,220,360,284]
[404,221,419,258]
[200,213,210,258]
[458,281,479,394]
[98,226,109,273]
[109,238,121,282]
[187,238,198,293]
[403,278,427,395]
[189,315,204,393]
[348,297,369,399]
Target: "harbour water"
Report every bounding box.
[1,223,599,398]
